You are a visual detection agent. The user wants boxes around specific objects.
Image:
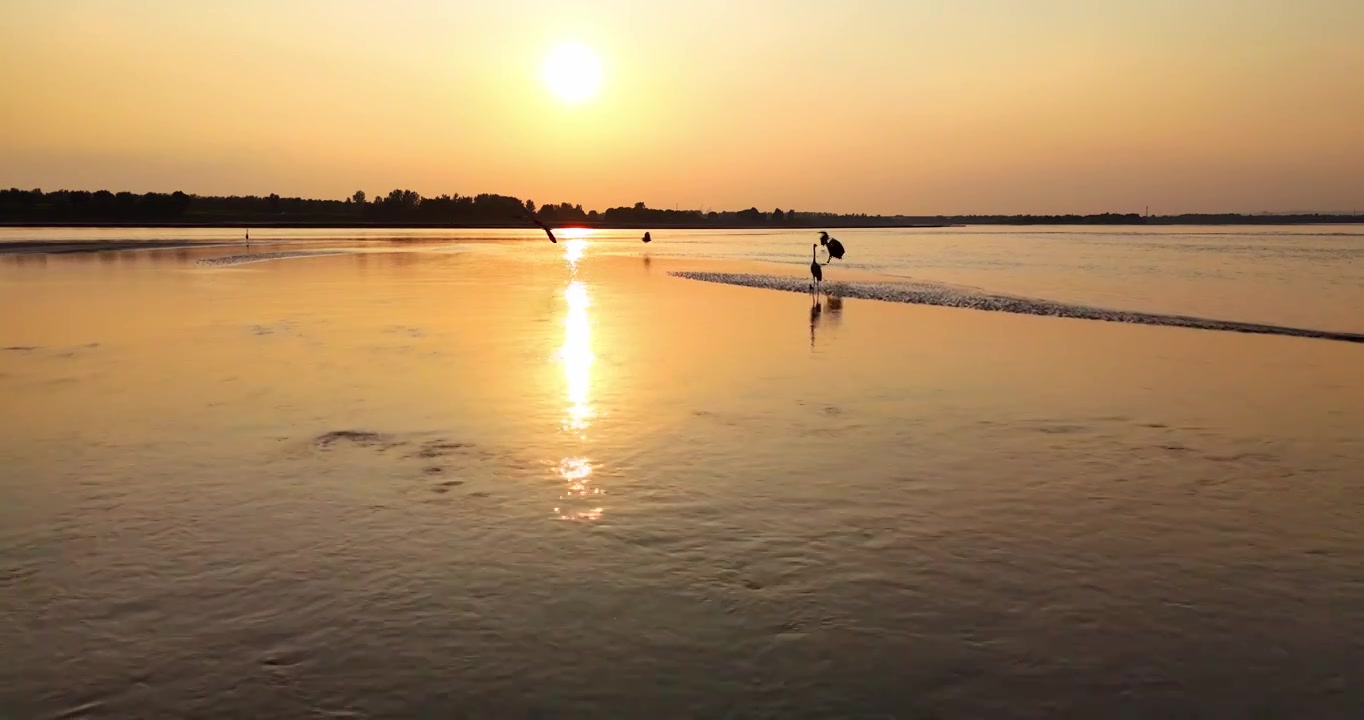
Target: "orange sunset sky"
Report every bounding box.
[2,0,1362,215]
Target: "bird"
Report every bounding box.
[817,231,845,263]
[809,243,823,295]
[642,231,652,243]
[520,206,557,243]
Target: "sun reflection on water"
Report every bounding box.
[563,237,588,267]
[559,281,595,434]
[554,236,601,521]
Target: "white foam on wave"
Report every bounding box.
[670,271,1364,344]
[196,250,353,267]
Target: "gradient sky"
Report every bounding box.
[2,0,1362,214]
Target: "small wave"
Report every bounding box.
[669,272,1364,344]
[196,250,351,267]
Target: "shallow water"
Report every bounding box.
[4,223,1363,332]
[2,232,1362,717]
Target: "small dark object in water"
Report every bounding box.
[314,430,393,449]
[642,232,652,243]
[818,231,845,262]
[413,439,471,459]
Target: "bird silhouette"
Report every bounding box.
[810,243,823,295]
[520,207,557,243]
[642,231,652,243]
[818,231,845,263]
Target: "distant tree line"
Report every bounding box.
[1,187,1359,226]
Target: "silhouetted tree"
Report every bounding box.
[735,207,764,224]
[2,186,1356,227]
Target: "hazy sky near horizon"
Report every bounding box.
[2,0,1362,214]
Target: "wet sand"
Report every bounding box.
[0,239,231,254]
[1,243,1362,718]
[672,271,1364,344]
[195,250,355,266]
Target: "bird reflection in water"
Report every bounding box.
[554,233,603,521]
[809,295,843,349]
[809,299,822,348]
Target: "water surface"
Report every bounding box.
[1,229,1361,717]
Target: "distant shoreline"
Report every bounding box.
[2,219,1361,230]
[7,188,1362,229]
[0,221,961,230]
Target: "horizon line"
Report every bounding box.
[3,186,1362,220]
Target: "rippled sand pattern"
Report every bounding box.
[196,250,353,266]
[671,271,1364,344]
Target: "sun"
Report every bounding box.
[543,43,602,104]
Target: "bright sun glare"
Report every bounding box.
[543,43,602,104]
